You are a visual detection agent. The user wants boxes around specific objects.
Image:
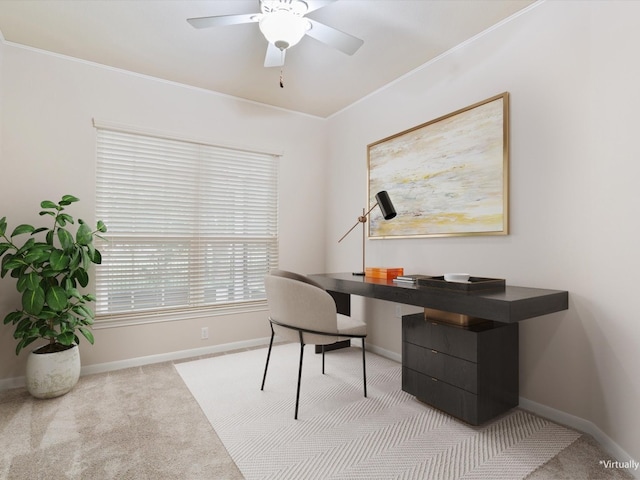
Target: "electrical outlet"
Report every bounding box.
[395,304,402,318]
[201,327,209,340]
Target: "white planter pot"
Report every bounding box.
[26,344,81,399]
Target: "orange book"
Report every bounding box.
[364,267,404,280]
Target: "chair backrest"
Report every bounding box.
[264,274,341,345]
[269,269,325,289]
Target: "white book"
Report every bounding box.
[393,274,432,284]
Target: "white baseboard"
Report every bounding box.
[519,397,638,479]
[0,337,273,392]
[1,337,376,391]
[81,336,274,376]
[0,376,26,392]
[365,343,401,364]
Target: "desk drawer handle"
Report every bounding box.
[431,349,438,354]
[431,377,438,382]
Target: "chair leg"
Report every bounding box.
[362,338,367,398]
[322,344,325,374]
[295,332,305,420]
[261,326,275,391]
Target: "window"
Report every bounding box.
[95,126,279,324]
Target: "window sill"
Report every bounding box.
[94,301,268,329]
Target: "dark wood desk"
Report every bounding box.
[308,273,568,323]
[308,273,569,425]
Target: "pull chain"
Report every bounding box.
[278,47,285,88]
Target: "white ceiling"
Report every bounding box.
[0,0,535,118]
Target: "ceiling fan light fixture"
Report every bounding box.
[259,10,310,50]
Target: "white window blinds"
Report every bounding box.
[95,127,279,323]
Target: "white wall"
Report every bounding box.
[326,0,640,466]
[0,43,328,380]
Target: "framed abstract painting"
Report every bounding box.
[368,92,509,238]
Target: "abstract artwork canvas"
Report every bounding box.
[368,93,509,238]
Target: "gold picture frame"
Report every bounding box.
[368,92,509,239]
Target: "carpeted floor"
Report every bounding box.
[0,361,243,480]
[0,345,634,480]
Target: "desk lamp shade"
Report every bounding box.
[375,190,396,220]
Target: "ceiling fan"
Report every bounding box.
[187,0,364,68]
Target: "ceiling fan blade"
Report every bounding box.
[305,0,338,13]
[306,19,363,55]
[264,43,286,68]
[187,13,258,29]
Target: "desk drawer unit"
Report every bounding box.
[402,313,519,425]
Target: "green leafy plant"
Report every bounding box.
[0,195,107,355]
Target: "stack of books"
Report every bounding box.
[392,274,432,285]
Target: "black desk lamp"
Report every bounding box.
[338,190,397,276]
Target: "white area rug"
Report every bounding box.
[175,344,581,480]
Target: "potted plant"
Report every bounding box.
[0,195,106,398]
